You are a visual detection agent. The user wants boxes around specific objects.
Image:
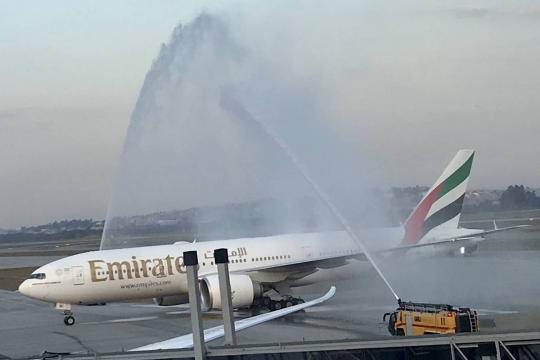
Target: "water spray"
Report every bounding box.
[221,94,400,301]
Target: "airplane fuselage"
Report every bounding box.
[18,224,485,305]
[19,231,360,304]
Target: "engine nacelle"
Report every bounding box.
[153,294,189,306]
[200,274,263,310]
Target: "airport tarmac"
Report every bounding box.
[2,246,540,358]
[0,280,391,359]
[1,229,540,359]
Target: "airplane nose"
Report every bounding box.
[18,279,32,297]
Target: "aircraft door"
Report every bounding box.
[72,266,84,285]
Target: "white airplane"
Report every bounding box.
[18,149,525,326]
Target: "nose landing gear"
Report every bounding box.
[63,312,75,326]
[56,303,75,326]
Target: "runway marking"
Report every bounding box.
[166,310,190,315]
[306,304,391,313]
[311,304,518,316]
[81,316,158,324]
[476,308,518,315]
[107,316,159,323]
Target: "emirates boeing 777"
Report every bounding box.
[18,150,525,325]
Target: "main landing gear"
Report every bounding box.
[56,303,75,326]
[253,295,305,311]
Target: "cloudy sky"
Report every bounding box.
[1,0,540,228]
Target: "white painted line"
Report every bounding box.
[81,316,158,325]
[476,309,518,315]
[166,310,190,315]
[107,316,159,323]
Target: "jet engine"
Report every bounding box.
[200,274,263,310]
[153,294,189,306]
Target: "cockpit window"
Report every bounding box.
[29,273,46,280]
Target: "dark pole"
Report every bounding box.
[214,248,237,345]
[184,250,206,360]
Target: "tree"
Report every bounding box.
[500,185,539,210]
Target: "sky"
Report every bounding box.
[1,1,540,228]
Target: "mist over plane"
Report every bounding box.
[101,13,388,250]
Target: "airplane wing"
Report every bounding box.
[380,224,530,253]
[130,286,336,351]
[459,224,530,238]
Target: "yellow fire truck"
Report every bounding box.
[383,300,479,336]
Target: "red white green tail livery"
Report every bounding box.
[402,150,475,246]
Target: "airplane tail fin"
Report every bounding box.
[401,149,475,246]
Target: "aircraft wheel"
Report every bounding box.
[272,301,282,311]
[64,315,75,326]
[285,301,293,308]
